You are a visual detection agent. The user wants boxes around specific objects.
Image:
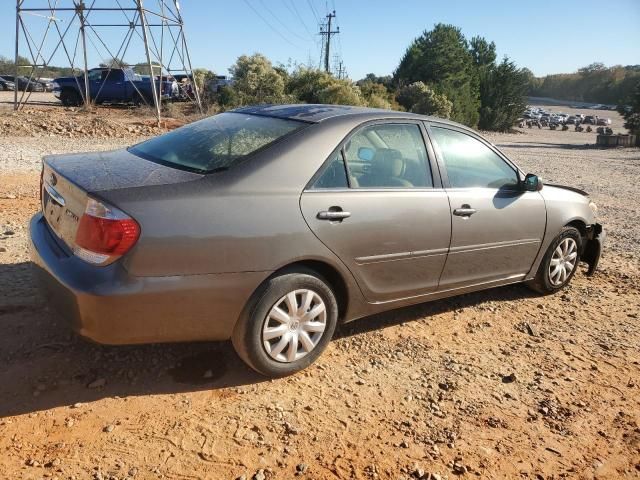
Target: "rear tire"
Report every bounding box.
[60,89,82,107]
[527,226,582,294]
[232,270,338,377]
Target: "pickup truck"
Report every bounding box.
[53,67,178,106]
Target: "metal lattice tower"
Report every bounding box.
[14,0,202,121]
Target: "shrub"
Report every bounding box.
[396,82,452,118]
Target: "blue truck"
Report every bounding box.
[53,67,178,106]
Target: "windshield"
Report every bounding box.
[129,112,306,173]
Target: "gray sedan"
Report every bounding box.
[29,104,604,377]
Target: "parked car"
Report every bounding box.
[172,73,195,99]
[0,75,44,92]
[597,117,611,126]
[208,75,234,93]
[52,67,178,106]
[29,104,604,377]
[583,115,597,125]
[0,76,15,91]
[565,116,580,125]
[36,78,55,92]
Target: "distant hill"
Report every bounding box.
[528,63,640,106]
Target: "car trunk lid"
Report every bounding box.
[41,148,202,253]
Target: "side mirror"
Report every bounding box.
[357,146,375,162]
[522,173,543,192]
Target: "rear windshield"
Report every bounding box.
[129,112,306,173]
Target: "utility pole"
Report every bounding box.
[137,0,160,121]
[319,10,338,74]
[14,0,20,110]
[337,60,346,80]
[76,0,91,110]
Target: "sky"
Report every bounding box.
[4,0,640,80]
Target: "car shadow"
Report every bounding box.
[335,282,537,339]
[0,261,538,417]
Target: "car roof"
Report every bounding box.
[232,103,462,127]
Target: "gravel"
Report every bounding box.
[0,136,144,171]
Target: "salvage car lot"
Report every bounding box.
[0,105,639,479]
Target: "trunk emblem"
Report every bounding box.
[65,209,79,222]
[49,172,57,186]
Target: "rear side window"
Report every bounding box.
[430,127,518,189]
[129,112,305,173]
[313,152,349,189]
[344,123,433,188]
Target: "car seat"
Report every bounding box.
[357,148,413,187]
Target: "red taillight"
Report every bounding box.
[76,215,140,255]
[74,197,140,263]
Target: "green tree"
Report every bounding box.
[286,68,336,103]
[317,82,364,106]
[192,68,216,92]
[529,64,640,104]
[618,81,640,139]
[100,57,127,68]
[286,67,364,106]
[520,67,541,94]
[470,36,496,68]
[358,79,396,109]
[396,82,452,118]
[477,57,528,131]
[394,23,480,126]
[228,53,287,105]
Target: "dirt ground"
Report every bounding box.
[0,103,639,480]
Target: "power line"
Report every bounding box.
[306,0,321,24]
[258,0,309,42]
[242,0,301,48]
[284,0,315,40]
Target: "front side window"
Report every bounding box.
[430,127,518,189]
[343,123,432,188]
[129,112,305,173]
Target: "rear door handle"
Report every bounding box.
[317,209,351,221]
[453,205,477,217]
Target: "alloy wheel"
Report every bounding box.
[548,237,578,286]
[262,289,327,363]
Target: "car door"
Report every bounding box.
[98,69,125,101]
[426,123,546,289]
[87,69,103,101]
[300,121,451,303]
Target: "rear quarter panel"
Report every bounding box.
[98,119,374,320]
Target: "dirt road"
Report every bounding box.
[0,106,639,480]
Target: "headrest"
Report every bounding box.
[372,149,404,177]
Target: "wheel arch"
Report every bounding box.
[564,218,590,253]
[566,219,587,236]
[266,259,349,321]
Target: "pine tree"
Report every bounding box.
[478,58,528,132]
[618,81,640,140]
[394,24,480,126]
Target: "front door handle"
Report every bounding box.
[317,208,351,221]
[453,204,477,217]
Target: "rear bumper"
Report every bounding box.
[29,213,269,345]
[583,223,605,276]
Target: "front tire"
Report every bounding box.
[528,226,582,294]
[232,270,338,377]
